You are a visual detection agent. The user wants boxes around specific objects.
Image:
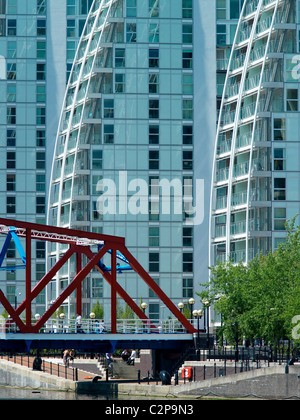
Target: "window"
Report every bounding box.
[217,0,226,19]
[0,0,6,14]
[92,278,103,298]
[149,252,159,272]
[149,0,159,17]
[36,130,46,147]
[126,23,136,42]
[36,151,45,169]
[217,24,226,45]
[7,151,15,169]
[273,148,286,171]
[183,151,193,170]
[37,19,46,36]
[92,150,103,169]
[92,175,103,194]
[183,227,193,246]
[286,88,298,111]
[149,73,159,94]
[37,85,46,102]
[149,227,159,247]
[274,208,286,230]
[182,99,193,119]
[126,0,136,17]
[183,252,193,272]
[37,0,46,15]
[7,41,16,58]
[7,129,16,146]
[7,107,16,124]
[149,125,159,144]
[115,73,125,93]
[37,40,46,59]
[103,125,114,143]
[182,24,192,43]
[273,118,286,140]
[67,0,76,15]
[149,150,159,169]
[0,19,5,37]
[183,125,193,144]
[7,285,16,304]
[67,19,76,37]
[7,19,16,36]
[115,48,125,67]
[7,85,16,102]
[7,174,15,191]
[149,278,159,298]
[149,48,159,68]
[37,107,46,125]
[36,174,45,192]
[182,0,193,18]
[37,63,46,80]
[36,196,45,214]
[183,278,193,298]
[7,196,16,214]
[103,99,114,118]
[182,74,193,94]
[7,63,16,80]
[182,50,193,69]
[149,23,159,43]
[7,242,15,259]
[274,178,286,200]
[149,99,159,118]
[36,241,45,259]
[230,0,241,19]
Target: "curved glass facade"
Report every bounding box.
[47,0,217,318]
[210,0,299,267]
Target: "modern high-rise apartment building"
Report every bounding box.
[47,0,217,319]
[210,0,299,275]
[0,0,245,321]
[0,0,94,316]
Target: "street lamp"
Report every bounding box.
[59,312,65,333]
[192,309,204,350]
[202,299,210,348]
[141,302,148,332]
[189,298,195,320]
[178,302,184,312]
[141,302,148,313]
[90,312,95,333]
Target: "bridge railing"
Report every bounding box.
[3,317,196,334]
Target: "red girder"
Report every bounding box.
[0,218,196,334]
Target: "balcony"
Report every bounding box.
[230,220,246,236]
[216,167,229,183]
[216,195,228,210]
[231,191,247,207]
[233,161,249,178]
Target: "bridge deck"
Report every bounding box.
[0,332,195,352]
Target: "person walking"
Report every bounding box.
[75,313,83,333]
[63,349,70,366]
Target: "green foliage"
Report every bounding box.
[199,216,300,345]
[92,300,104,319]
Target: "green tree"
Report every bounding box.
[91,300,104,319]
[199,217,300,345]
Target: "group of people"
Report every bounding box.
[121,349,136,365]
[75,313,107,333]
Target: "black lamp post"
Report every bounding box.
[192,309,204,349]
[202,299,210,349]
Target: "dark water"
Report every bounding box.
[0,387,112,400]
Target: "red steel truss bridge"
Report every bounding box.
[0,218,196,353]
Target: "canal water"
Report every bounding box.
[0,387,111,400]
